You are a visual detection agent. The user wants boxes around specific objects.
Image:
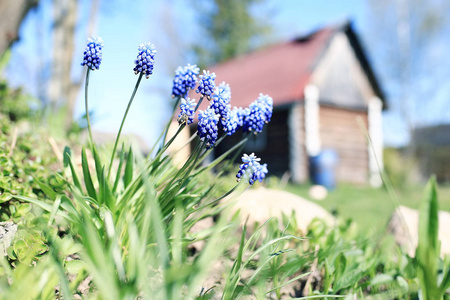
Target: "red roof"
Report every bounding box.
[193,27,335,110]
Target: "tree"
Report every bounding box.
[47,0,101,130]
[191,0,271,67]
[0,0,39,58]
[366,0,450,149]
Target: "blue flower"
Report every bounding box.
[224,107,239,135]
[178,98,196,125]
[196,70,216,100]
[241,153,261,165]
[209,82,231,129]
[250,163,268,185]
[243,101,266,134]
[133,43,156,78]
[172,64,200,98]
[257,94,273,123]
[197,108,219,149]
[216,81,231,99]
[242,94,273,134]
[81,36,103,70]
[236,153,268,185]
[234,107,248,131]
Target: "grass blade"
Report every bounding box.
[124,147,134,188]
[113,145,126,193]
[82,146,97,201]
[416,176,440,299]
[66,153,83,191]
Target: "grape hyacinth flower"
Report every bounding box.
[172,64,200,98]
[133,43,156,78]
[257,94,273,123]
[216,81,231,99]
[243,101,266,134]
[234,107,248,131]
[236,153,268,185]
[178,98,196,125]
[196,70,216,100]
[81,36,103,70]
[197,108,219,149]
[243,94,273,134]
[224,107,240,135]
[209,82,231,129]
[250,163,268,185]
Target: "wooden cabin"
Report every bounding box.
[187,21,387,186]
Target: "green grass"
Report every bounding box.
[284,182,450,235]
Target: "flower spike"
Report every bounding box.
[133,43,156,78]
[178,98,197,125]
[236,153,268,185]
[81,36,103,70]
[197,108,219,149]
[196,70,216,100]
[172,64,200,98]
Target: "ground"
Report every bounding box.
[284,182,450,235]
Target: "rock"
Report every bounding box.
[231,187,335,234]
[0,221,17,256]
[308,185,328,201]
[387,205,450,257]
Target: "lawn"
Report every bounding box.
[284,181,450,235]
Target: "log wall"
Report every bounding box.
[319,105,369,183]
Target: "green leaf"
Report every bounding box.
[396,276,409,292]
[81,146,97,200]
[63,146,71,168]
[13,195,74,222]
[66,152,82,191]
[265,272,310,294]
[370,274,394,286]
[416,176,441,299]
[334,268,363,292]
[418,176,439,257]
[48,196,61,226]
[334,252,347,280]
[65,260,87,275]
[113,145,126,193]
[101,166,114,210]
[322,258,332,294]
[92,145,103,184]
[439,264,450,294]
[33,177,56,200]
[291,296,345,299]
[124,147,134,188]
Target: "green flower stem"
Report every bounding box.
[170,132,197,157]
[159,142,206,216]
[196,182,243,211]
[152,124,186,165]
[194,96,204,112]
[107,73,143,179]
[197,132,228,163]
[192,137,248,177]
[161,96,182,145]
[84,69,94,146]
[159,141,203,195]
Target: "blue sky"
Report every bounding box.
[5,0,436,147]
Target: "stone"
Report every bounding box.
[231,187,335,234]
[308,185,328,201]
[0,221,17,256]
[387,205,450,257]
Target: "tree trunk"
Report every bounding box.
[48,0,78,114]
[0,0,39,58]
[65,0,100,130]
